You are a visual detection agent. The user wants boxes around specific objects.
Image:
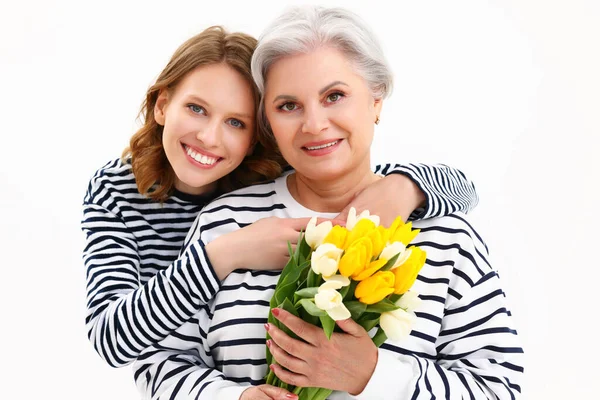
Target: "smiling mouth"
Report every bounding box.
[182,144,222,165]
[303,140,341,151]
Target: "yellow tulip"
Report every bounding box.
[322,225,348,249]
[338,237,372,277]
[344,218,377,249]
[353,258,388,281]
[389,222,420,246]
[355,271,395,305]
[392,246,427,294]
[367,226,388,259]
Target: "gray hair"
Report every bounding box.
[252,6,393,99]
[251,6,393,135]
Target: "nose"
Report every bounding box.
[301,104,329,135]
[196,119,221,147]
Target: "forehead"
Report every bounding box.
[175,63,256,114]
[265,47,361,93]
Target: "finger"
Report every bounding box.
[270,363,308,389]
[241,388,271,400]
[285,217,313,231]
[267,339,307,375]
[259,384,298,400]
[271,308,322,344]
[266,321,312,358]
[335,317,367,337]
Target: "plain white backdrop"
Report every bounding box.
[1,0,598,398]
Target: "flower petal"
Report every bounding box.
[327,304,351,321]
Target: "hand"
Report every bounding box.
[240,384,298,400]
[336,173,426,226]
[207,217,334,280]
[266,308,378,395]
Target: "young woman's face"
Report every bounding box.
[263,46,382,183]
[156,63,255,195]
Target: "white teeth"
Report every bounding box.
[184,145,218,165]
[306,140,339,150]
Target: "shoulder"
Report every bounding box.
[412,212,492,284]
[201,178,282,214]
[83,158,140,211]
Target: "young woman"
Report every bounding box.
[82,26,479,370]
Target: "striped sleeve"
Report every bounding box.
[374,163,479,219]
[357,221,524,399]
[133,315,247,400]
[82,203,221,367]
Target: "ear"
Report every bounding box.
[154,90,169,126]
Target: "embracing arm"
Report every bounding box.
[373,162,479,220]
[81,203,221,367]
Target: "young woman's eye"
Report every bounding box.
[326,92,344,103]
[279,102,298,112]
[227,118,245,129]
[187,104,206,115]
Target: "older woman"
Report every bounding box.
[133,6,523,400]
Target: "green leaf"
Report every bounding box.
[297,234,312,265]
[312,388,334,400]
[320,314,335,340]
[356,312,380,332]
[294,287,319,299]
[389,293,402,303]
[344,300,367,320]
[380,252,401,272]
[342,279,358,301]
[298,306,320,327]
[365,298,401,314]
[306,267,322,288]
[371,326,388,347]
[299,299,327,317]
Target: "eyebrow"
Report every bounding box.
[271,81,349,104]
[187,95,253,120]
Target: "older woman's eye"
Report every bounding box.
[227,118,245,129]
[187,104,206,115]
[326,92,344,103]
[279,102,298,112]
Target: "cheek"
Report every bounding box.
[223,131,254,159]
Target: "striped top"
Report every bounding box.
[133,175,523,400]
[81,158,479,368]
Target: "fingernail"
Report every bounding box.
[269,364,275,371]
[272,308,280,317]
[264,323,270,331]
[286,394,298,399]
[266,339,272,347]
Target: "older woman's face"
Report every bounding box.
[264,46,382,182]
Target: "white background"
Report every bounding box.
[1,0,598,398]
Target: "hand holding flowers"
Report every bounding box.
[264,208,427,399]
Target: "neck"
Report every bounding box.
[287,165,380,213]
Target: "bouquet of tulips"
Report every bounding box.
[265,208,427,400]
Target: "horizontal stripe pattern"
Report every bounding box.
[133,176,522,399]
[81,158,479,368]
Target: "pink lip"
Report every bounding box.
[301,139,343,157]
[181,143,223,169]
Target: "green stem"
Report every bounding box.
[293,386,303,395]
[372,326,388,347]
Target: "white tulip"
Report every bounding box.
[314,288,351,321]
[322,274,351,289]
[380,307,416,341]
[379,242,412,270]
[397,290,421,312]
[311,243,343,277]
[305,216,333,249]
[345,207,380,231]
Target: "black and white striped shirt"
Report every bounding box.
[133,175,523,399]
[81,158,479,368]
